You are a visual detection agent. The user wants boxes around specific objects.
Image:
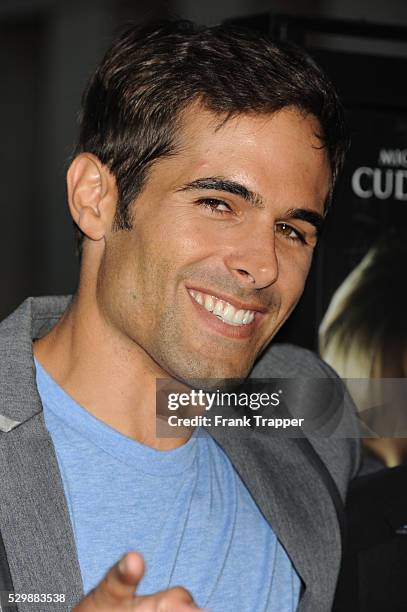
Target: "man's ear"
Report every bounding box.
[67,153,117,241]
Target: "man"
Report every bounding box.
[0,20,360,612]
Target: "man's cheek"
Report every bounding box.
[177,231,209,256]
[280,256,312,289]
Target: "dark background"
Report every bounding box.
[1,0,407,351]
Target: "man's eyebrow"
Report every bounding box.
[176,177,264,209]
[284,208,325,234]
[177,178,325,231]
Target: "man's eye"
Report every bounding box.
[196,198,232,214]
[275,222,306,244]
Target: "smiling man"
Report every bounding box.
[0,21,359,612]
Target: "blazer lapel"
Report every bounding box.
[207,424,341,610]
[0,297,81,609]
[0,414,83,610]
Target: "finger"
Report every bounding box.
[86,551,145,607]
[135,586,199,611]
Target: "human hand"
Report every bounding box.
[72,552,205,611]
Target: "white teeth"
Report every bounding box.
[233,309,246,324]
[241,311,254,324]
[213,301,224,316]
[222,304,236,322]
[204,295,214,311]
[188,290,256,326]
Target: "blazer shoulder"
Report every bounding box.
[251,342,340,378]
[252,343,362,497]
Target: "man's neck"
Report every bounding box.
[33,290,191,450]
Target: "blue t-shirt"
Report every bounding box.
[35,359,300,611]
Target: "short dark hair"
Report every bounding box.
[74,19,348,250]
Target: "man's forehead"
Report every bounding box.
[164,104,331,203]
[175,102,325,152]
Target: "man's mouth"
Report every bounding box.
[188,289,256,326]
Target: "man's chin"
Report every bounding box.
[153,347,254,390]
[173,365,253,392]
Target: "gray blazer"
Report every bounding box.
[0,296,360,612]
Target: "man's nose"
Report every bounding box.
[224,232,279,290]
